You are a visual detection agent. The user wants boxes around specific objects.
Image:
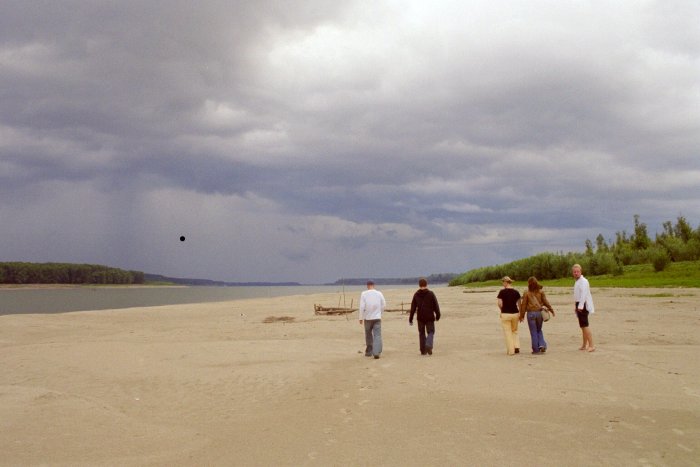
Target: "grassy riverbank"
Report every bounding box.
[458,260,700,289]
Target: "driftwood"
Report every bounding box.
[314,300,411,315]
[263,316,295,323]
[314,296,356,316]
[384,302,411,313]
[314,304,357,315]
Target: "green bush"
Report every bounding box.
[450,216,698,286]
[589,252,623,276]
[650,248,671,272]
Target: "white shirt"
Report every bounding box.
[574,275,595,314]
[359,289,386,320]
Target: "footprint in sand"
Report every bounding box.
[605,417,620,432]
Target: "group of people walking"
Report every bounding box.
[497,263,595,355]
[358,263,595,359]
[358,278,440,359]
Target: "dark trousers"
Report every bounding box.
[417,320,435,353]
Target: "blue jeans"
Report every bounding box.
[527,311,547,353]
[417,320,435,354]
[364,319,382,356]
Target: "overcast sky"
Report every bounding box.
[1,1,699,284]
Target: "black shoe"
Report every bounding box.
[539,347,546,353]
[421,352,427,356]
[515,348,520,354]
[374,355,380,359]
[426,347,433,355]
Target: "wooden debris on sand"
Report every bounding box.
[263,316,295,323]
[384,302,411,313]
[314,296,357,316]
[313,300,411,315]
[313,304,357,315]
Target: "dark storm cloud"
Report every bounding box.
[1,1,698,282]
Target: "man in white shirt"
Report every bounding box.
[572,264,595,352]
[359,280,386,359]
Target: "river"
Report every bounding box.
[0,284,417,315]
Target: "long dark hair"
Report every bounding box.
[527,276,543,292]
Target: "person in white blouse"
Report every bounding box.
[572,264,595,352]
[359,280,386,359]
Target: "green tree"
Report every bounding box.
[595,234,609,253]
[661,221,674,238]
[632,215,651,250]
[674,216,693,242]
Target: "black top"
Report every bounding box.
[409,288,441,323]
[497,287,521,314]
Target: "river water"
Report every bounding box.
[0,284,418,315]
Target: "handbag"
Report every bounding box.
[530,292,551,322]
[541,308,551,322]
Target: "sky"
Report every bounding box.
[1,1,699,284]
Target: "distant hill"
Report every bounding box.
[143,273,301,287]
[326,273,458,286]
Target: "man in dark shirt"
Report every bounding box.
[409,278,441,356]
[497,276,521,355]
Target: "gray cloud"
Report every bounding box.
[1,1,699,282]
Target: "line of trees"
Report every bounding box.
[0,262,145,285]
[450,215,700,285]
[329,273,458,286]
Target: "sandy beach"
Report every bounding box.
[1,285,699,466]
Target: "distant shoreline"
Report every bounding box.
[0,284,189,290]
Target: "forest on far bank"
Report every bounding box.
[0,262,144,285]
[450,215,700,286]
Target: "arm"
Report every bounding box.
[576,279,591,311]
[497,298,504,311]
[541,292,556,316]
[409,295,417,323]
[359,293,365,324]
[433,292,441,321]
[518,293,527,321]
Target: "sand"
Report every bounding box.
[1,286,699,466]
